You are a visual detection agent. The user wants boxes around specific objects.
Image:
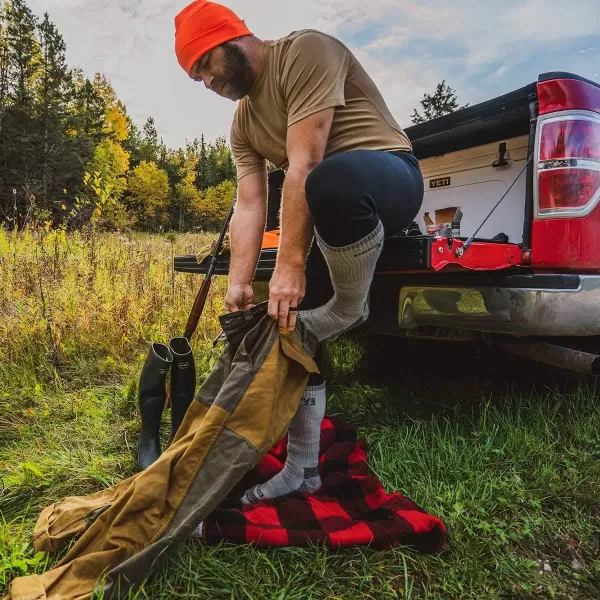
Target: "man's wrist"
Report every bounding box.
[276,253,306,271]
[228,279,252,288]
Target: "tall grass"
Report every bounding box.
[0,225,225,392]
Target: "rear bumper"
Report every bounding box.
[398,275,600,336]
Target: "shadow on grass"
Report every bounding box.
[323,334,599,428]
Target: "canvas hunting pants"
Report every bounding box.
[7,303,319,600]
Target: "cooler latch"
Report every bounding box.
[492,142,509,167]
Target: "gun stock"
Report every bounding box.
[184,269,213,340]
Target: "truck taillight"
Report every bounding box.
[536,113,600,217]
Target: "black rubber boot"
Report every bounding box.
[168,337,196,440]
[137,342,173,471]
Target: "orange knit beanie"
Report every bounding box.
[175,1,252,76]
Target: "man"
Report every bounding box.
[174,0,424,504]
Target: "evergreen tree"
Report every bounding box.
[1,0,41,221]
[36,12,72,210]
[6,0,38,106]
[0,1,10,147]
[196,133,208,191]
[411,80,468,124]
[212,137,234,186]
[139,117,161,163]
[69,70,105,150]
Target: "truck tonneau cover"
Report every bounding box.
[405,82,536,160]
[406,71,600,160]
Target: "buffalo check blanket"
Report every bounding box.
[201,416,446,552]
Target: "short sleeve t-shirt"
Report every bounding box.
[230,30,412,181]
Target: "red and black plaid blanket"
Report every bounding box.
[201,416,446,552]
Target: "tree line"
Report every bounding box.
[0,0,467,234]
[0,0,235,233]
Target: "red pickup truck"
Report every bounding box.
[176,72,600,376]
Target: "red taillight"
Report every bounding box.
[540,119,600,161]
[537,114,600,217]
[539,169,600,210]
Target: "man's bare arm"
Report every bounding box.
[225,167,268,312]
[268,107,335,331]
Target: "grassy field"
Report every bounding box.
[1,226,599,599]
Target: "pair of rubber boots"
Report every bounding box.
[137,337,195,471]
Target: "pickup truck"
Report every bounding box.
[175,71,600,376]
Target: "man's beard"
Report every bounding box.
[219,42,255,100]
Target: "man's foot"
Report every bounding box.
[241,466,321,504]
[241,382,326,504]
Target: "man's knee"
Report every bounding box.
[305,153,366,223]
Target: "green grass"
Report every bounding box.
[137,379,600,600]
[1,226,599,599]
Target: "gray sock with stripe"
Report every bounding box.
[299,221,384,342]
[241,382,326,504]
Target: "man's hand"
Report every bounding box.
[268,262,306,331]
[224,283,254,313]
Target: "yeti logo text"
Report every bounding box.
[430,177,451,188]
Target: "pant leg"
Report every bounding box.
[305,149,424,247]
[299,149,423,382]
[301,149,423,312]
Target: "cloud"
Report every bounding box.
[322,0,600,124]
[26,0,600,150]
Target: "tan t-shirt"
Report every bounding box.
[230,29,412,181]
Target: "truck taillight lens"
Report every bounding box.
[540,119,600,161]
[537,113,600,217]
[539,170,600,210]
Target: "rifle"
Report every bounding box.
[183,190,236,341]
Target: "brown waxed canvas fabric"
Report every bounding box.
[230,29,413,181]
[6,303,319,600]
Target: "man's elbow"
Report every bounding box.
[287,158,323,180]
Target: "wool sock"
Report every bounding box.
[241,382,326,504]
[300,221,384,342]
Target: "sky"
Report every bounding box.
[28,0,600,150]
